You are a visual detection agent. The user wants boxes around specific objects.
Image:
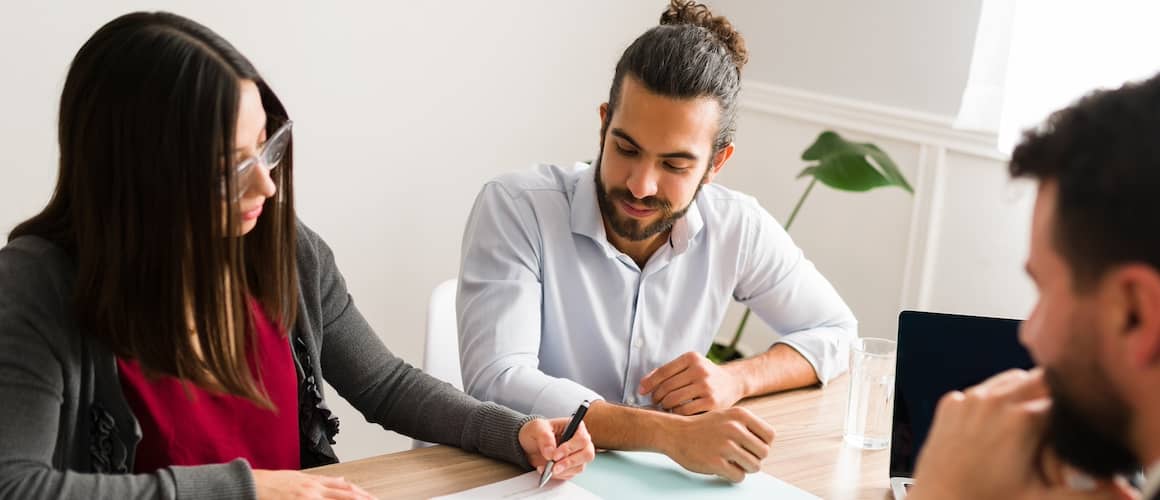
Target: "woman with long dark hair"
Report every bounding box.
[0,12,593,499]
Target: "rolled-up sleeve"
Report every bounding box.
[732,201,858,385]
[457,182,602,417]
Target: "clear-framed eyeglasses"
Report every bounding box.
[223,119,292,201]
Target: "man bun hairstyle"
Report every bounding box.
[659,0,748,68]
[606,0,748,154]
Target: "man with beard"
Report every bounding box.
[455,0,855,482]
[908,73,1160,499]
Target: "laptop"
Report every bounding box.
[889,311,1033,499]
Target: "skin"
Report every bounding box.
[578,75,820,482]
[231,81,594,499]
[907,182,1154,500]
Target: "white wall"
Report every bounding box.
[712,0,984,117]
[0,0,665,461]
[707,0,1035,353]
[715,83,1037,357]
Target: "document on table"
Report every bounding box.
[433,451,818,499]
[431,471,601,500]
[573,451,819,499]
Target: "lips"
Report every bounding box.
[619,199,657,218]
[241,205,263,221]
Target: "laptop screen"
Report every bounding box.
[889,310,1033,478]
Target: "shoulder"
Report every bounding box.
[481,163,583,202]
[0,236,77,346]
[695,182,777,227]
[0,236,74,304]
[293,219,339,284]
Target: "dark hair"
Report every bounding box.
[9,12,298,407]
[1009,72,1160,290]
[605,0,749,155]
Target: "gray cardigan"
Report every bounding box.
[0,222,534,499]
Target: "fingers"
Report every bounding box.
[671,396,712,416]
[639,352,699,395]
[970,368,1041,399]
[725,440,762,474]
[315,476,376,500]
[316,475,355,490]
[549,424,595,481]
[997,370,1048,403]
[322,487,375,500]
[551,422,589,461]
[735,408,776,445]
[717,458,748,483]
[653,373,696,407]
[660,383,700,412]
[530,419,558,464]
[322,488,376,500]
[714,409,772,469]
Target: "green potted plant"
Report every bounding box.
[707,130,913,364]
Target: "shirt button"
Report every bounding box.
[632,338,643,349]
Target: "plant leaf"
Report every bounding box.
[799,131,913,193]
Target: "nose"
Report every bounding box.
[625,164,659,200]
[248,163,277,199]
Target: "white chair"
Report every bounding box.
[412,279,463,449]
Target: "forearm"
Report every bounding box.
[724,343,820,399]
[584,400,682,454]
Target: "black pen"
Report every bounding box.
[538,400,590,488]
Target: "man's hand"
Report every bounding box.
[518,418,596,482]
[908,369,1136,500]
[639,351,747,415]
[657,406,775,483]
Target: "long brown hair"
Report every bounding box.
[9,12,298,407]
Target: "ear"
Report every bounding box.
[599,103,610,141]
[1110,264,1160,368]
[703,143,735,185]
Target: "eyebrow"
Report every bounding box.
[610,128,699,161]
[233,121,269,153]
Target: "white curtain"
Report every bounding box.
[955,0,1160,153]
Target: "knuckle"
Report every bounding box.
[937,391,964,409]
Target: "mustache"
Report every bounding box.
[607,187,671,210]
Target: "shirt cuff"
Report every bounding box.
[530,377,604,418]
[771,336,830,387]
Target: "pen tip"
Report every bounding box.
[538,462,553,488]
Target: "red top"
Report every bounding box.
[117,300,300,472]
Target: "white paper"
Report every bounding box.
[431,471,602,500]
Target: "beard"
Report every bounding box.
[592,146,703,242]
[1043,363,1139,478]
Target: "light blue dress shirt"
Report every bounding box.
[457,163,857,418]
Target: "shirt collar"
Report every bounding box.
[570,162,705,258]
[1144,461,1160,500]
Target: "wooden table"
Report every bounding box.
[312,376,892,499]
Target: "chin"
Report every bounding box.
[238,219,258,236]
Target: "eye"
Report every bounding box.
[614,143,638,157]
[662,162,688,172]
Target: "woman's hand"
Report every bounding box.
[518,417,596,482]
[253,469,376,500]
